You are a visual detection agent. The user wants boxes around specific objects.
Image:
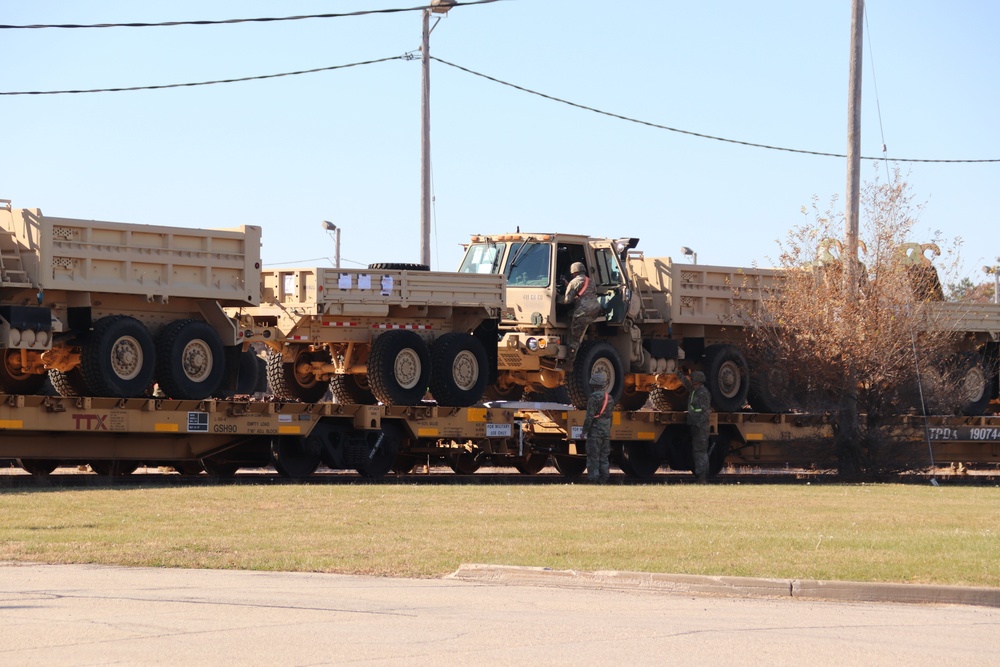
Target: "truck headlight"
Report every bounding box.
[525,337,539,351]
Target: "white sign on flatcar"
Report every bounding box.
[486,423,511,437]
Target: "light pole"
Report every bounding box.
[681,246,697,265]
[984,259,1000,304]
[420,0,456,268]
[322,220,340,269]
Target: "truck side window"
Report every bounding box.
[505,243,551,287]
[594,248,622,287]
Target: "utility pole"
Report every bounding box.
[844,0,864,293]
[420,0,455,268]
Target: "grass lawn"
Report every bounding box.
[1,483,997,587]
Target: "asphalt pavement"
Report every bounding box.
[1,562,998,666]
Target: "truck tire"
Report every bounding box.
[702,344,749,413]
[48,368,88,397]
[329,374,376,405]
[483,380,524,402]
[0,350,45,395]
[565,340,625,409]
[368,330,431,405]
[429,332,488,407]
[231,350,260,396]
[155,319,226,400]
[367,263,430,271]
[954,351,993,416]
[616,387,650,411]
[80,315,156,398]
[266,348,331,403]
[748,364,796,413]
[649,386,688,412]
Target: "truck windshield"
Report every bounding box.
[458,243,506,275]
[504,242,551,287]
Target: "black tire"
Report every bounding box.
[483,381,524,402]
[271,435,321,478]
[329,374,376,405]
[367,263,430,271]
[702,344,749,412]
[0,351,46,395]
[266,347,331,403]
[616,441,662,479]
[368,330,431,406]
[233,350,260,396]
[429,333,489,407]
[649,386,688,412]
[155,320,226,400]
[616,387,650,411]
[565,340,625,409]
[552,454,587,479]
[748,363,796,413]
[953,352,994,416]
[48,368,89,397]
[17,459,58,476]
[79,315,156,398]
[524,386,572,404]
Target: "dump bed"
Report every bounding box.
[261,267,504,317]
[922,301,1000,336]
[0,206,261,306]
[630,255,780,326]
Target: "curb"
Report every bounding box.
[448,564,1000,608]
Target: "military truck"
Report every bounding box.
[0,200,261,400]
[457,232,778,411]
[234,265,504,407]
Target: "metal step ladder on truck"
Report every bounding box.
[456,232,1000,416]
[0,201,261,401]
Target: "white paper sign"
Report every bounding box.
[358,273,371,289]
[338,273,352,290]
[380,275,393,296]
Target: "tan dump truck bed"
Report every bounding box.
[259,267,504,317]
[923,301,1000,336]
[630,254,779,327]
[0,205,261,306]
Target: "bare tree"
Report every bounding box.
[742,166,971,478]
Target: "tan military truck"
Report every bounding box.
[0,200,261,400]
[234,265,504,407]
[456,232,778,411]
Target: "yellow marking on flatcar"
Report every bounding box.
[0,420,23,429]
[278,426,302,434]
[417,427,439,437]
[637,431,656,440]
[612,413,621,425]
[466,408,487,422]
[746,433,764,441]
[154,423,179,432]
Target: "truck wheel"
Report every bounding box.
[0,351,45,395]
[954,352,994,416]
[271,435,321,478]
[703,344,749,412]
[80,315,156,398]
[616,387,650,411]
[231,350,260,396]
[155,320,226,400]
[484,380,524,402]
[748,364,796,413]
[429,333,488,407]
[329,374,376,404]
[650,386,688,411]
[367,263,430,271]
[565,340,624,409]
[368,330,431,406]
[266,348,331,403]
[48,368,89,397]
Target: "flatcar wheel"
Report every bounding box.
[513,453,549,475]
[617,441,662,479]
[89,460,140,476]
[392,455,420,474]
[171,462,205,475]
[17,459,58,476]
[271,435,321,478]
[449,451,483,475]
[552,454,587,479]
[201,459,240,478]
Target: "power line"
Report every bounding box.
[0,56,402,95]
[431,56,1000,164]
[0,1,502,30]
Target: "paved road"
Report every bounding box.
[1,563,998,666]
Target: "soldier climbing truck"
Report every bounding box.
[0,201,260,400]
[233,264,504,407]
[457,232,1000,415]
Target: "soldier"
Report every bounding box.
[582,372,613,483]
[561,261,603,364]
[686,370,712,483]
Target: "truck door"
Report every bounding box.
[592,242,629,325]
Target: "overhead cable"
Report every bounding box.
[0,0,502,30]
[432,56,1000,164]
[0,56,403,95]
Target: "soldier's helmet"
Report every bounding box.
[691,370,706,384]
[570,261,586,275]
[590,372,607,387]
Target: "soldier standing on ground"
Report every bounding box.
[582,372,612,483]
[561,262,603,365]
[686,370,712,483]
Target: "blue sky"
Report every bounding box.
[3,1,998,283]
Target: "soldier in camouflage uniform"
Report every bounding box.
[686,370,712,483]
[582,372,613,483]
[562,261,603,364]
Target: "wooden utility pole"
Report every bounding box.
[420,8,432,268]
[844,0,864,292]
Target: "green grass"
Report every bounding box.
[1,484,998,587]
